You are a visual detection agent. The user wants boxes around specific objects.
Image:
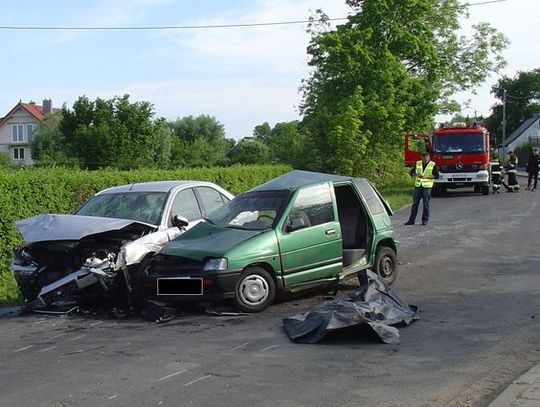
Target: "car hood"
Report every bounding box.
[160,221,263,260]
[16,214,157,244]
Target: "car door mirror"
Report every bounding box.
[172,214,189,229]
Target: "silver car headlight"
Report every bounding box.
[203,258,228,271]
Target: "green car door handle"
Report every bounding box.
[325,229,336,235]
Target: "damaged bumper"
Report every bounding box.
[11,214,160,311]
[13,248,124,310]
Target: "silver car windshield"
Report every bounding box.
[75,192,167,225]
[206,191,290,231]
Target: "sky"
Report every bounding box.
[0,0,538,138]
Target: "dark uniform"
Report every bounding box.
[502,152,519,192]
[491,157,502,193]
[526,150,540,191]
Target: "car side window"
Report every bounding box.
[169,188,202,223]
[288,184,334,229]
[196,187,225,215]
[354,179,385,215]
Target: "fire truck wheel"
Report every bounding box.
[375,246,398,285]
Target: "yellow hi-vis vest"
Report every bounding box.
[415,160,435,188]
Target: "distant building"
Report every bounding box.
[0,99,54,165]
[502,113,540,152]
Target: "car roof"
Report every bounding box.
[249,170,363,192]
[96,180,220,195]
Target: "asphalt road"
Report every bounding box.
[1,184,539,407]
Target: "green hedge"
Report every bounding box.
[0,165,291,303]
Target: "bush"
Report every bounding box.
[0,164,291,302]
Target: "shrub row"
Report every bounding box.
[0,164,291,302]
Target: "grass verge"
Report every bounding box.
[380,180,413,212]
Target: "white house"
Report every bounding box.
[0,99,53,165]
[503,113,540,152]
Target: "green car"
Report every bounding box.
[144,170,397,312]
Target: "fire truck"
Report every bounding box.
[404,123,491,195]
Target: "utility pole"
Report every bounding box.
[501,88,507,154]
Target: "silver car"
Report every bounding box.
[11,180,234,311]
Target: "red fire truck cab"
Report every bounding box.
[404,123,491,195]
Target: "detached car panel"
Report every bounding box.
[12,181,234,311]
[144,170,398,312]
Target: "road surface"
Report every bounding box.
[1,186,539,407]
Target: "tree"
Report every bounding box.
[31,110,79,167]
[253,121,307,167]
[228,139,270,165]
[485,69,540,146]
[168,115,229,167]
[59,95,159,169]
[169,115,226,144]
[253,122,272,143]
[301,0,508,176]
[155,119,172,168]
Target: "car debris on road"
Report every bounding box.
[282,270,418,344]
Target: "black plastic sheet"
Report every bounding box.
[283,270,419,344]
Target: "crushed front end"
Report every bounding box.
[12,214,156,312]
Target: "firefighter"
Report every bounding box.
[525,148,540,191]
[502,150,519,192]
[490,153,502,193]
[405,151,439,226]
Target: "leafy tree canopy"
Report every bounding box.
[485,68,540,145]
[58,95,159,169]
[228,139,270,165]
[169,115,225,144]
[301,0,508,176]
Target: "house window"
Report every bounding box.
[12,124,24,142]
[26,124,34,142]
[13,148,25,160]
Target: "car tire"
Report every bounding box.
[130,257,153,311]
[481,185,490,195]
[374,246,398,285]
[234,267,276,313]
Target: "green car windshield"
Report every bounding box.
[75,192,167,225]
[206,190,291,230]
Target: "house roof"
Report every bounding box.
[504,113,540,146]
[0,101,46,127]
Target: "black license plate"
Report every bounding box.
[157,278,203,295]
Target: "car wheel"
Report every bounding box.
[130,257,153,311]
[482,185,490,195]
[234,267,276,313]
[375,246,398,285]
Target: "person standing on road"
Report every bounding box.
[405,152,439,226]
[491,153,502,193]
[502,150,519,192]
[525,148,540,191]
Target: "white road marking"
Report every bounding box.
[13,345,34,353]
[233,342,250,350]
[108,395,117,400]
[53,333,66,338]
[260,345,278,352]
[158,370,187,381]
[185,375,211,386]
[40,345,58,352]
[69,334,86,341]
[89,321,103,327]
